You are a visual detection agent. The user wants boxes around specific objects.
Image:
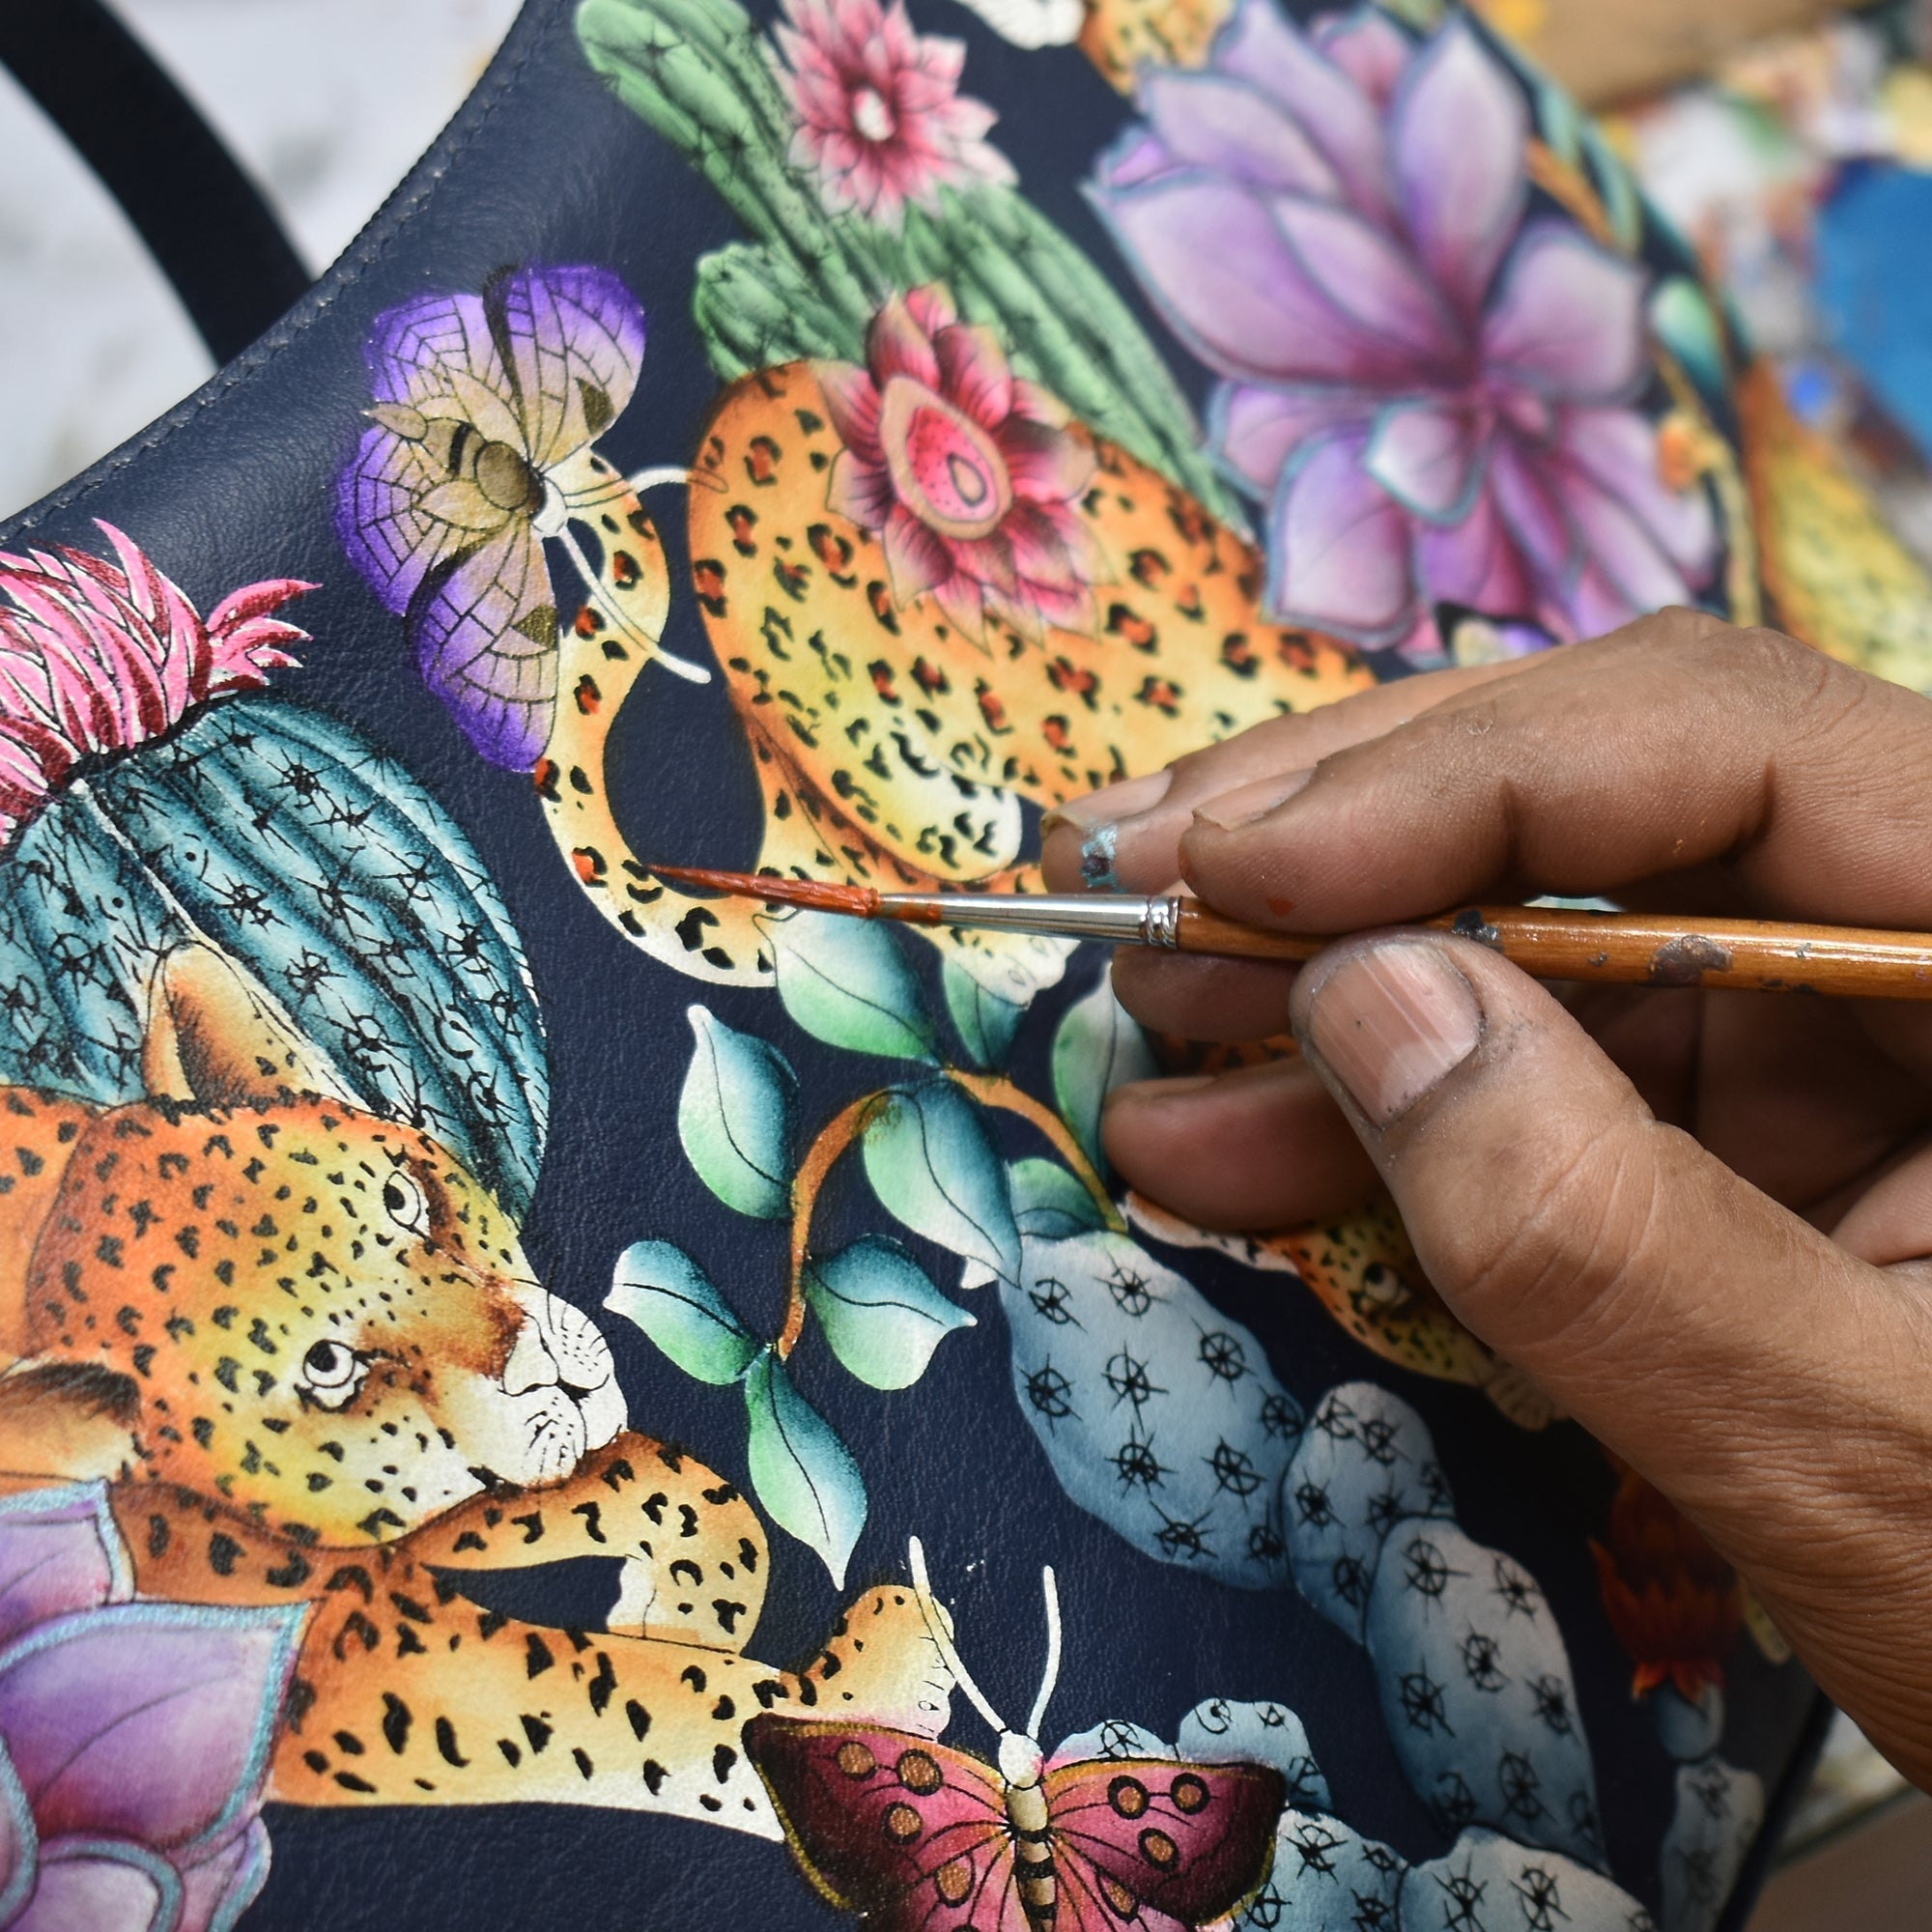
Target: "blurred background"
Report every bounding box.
[1,0,1929,1918]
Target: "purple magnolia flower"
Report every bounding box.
[1088,4,1718,657]
[0,1483,303,1932]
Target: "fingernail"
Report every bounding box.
[1041,771,1174,892]
[1191,767,1314,831]
[1105,1074,1214,1111]
[1302,942,1482,1127]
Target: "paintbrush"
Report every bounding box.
[651,865,1932,1001]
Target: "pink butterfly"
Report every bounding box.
[745,1540,1284,1932]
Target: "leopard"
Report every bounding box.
[0,940,951,1837]
[536,361,1373,1003]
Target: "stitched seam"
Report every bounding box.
[0,0,558,543]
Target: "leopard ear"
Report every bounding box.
[141,942,361,1108]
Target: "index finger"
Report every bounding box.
[1179,613,1932,932]
[1037,649,1548,895]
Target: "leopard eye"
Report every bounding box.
[381,1168,429,1236]
[299,1340,366,1409]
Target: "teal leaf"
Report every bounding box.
[1009,1157,1107,1238]
[762,911,938,1062]
[942,957,1027,1070]
[743,1348,867,1586]
[1050,971,1157,1170]
[862,1082,1021,1286]
[606,1240,758,1385]
[805,1235,975,1389]
[1651,276,1728,404]
[678,1005,797,1218]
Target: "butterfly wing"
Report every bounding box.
[745,1715,1032,1931]
[483,266,646,474]
[336,289,526,617]
[410,522,558,770]
[1043,1757,1285,1928]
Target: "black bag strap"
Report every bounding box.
[0,0,311,363]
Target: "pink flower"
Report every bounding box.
[1089,6,1719,657]
[774,0,1015,228]
[0,523,308,846]
[819,285,1106,641]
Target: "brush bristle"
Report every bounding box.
[652,864,880,918]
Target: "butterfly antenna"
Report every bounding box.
[907,1537,1009,1738]
[1024,1565,1063,1743]
[556,527,711,685]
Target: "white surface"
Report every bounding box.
[0,0,521,522]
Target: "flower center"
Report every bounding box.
[850,86,896,144]
[878,376,1013,543]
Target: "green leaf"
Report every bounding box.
[805,1235,975,1389]
[743,1348,867,1585]
[678,1005,797,1218]
[1009,1157,1107,1238]
[862,1082,1020,1285]
[942,957,1027,1070]
[606,1241,759,1385]
[1050,971,1157,1170]
[763,910,939,1061]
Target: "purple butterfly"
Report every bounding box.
[336,263,705,769]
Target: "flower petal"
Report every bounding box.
[0,1601,303,1856]
[1363,400,1485,523]
[825,449,896,530]
[178,1819,270,1932]
[1390,18,1526,317]
[934,323,1014,432]
[814,361,883,459]
[1265,433,1416,641]
[1137,70,1342,196]
[13,1839,178,1932]
[882,504,952,605]
[1414,484,1538,618]
[1090,171,1436,385]
[1213,0,1394,221]
[1208,383,1372,492]
[1558,407,1718,582]
[1481,224,1648,403]
[994,416,1095,504]
[0,1485,132,1649]
[1270,194,1463,371]
[1313,8,1412,108]
[1489,435,1577,584]
[866,295,942,392]
[1555,466,1696,616]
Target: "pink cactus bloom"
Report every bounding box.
[1088,6,1719,657]
[817,286,1107,643]
[0,522,309,846]
[774,0,1015,228]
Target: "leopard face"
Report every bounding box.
[19,1093,625,1544]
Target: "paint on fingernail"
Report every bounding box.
[1079,823,1121,892]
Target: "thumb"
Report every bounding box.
[1289,932,1932,1765]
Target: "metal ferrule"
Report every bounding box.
[879,892,1162,944]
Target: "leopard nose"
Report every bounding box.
[500,1321,560,1396]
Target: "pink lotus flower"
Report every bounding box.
[1088,6,1719,657]
[773,0,1015,228]
[0,1482,305,1931]
[0,522,308,846]
[818,286,1107,641]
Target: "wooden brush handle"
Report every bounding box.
[1176,902,1932,999]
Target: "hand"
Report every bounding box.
[1039,611,1932,1787]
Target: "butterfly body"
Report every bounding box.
[743,1714,1285,1932]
